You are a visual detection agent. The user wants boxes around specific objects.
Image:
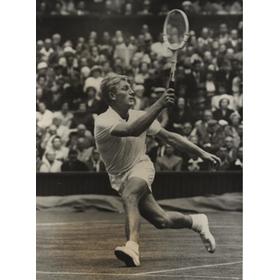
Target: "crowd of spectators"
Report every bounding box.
[37,0,242,16]
[36,19,243,173]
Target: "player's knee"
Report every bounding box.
[121,192,139,205]
[153,216,170,229]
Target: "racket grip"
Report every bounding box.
[168,80,175,90]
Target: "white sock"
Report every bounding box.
[126,240,139,253]
[190,214,204,233]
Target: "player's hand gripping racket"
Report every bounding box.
[163,9,190,89]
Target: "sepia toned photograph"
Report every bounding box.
[36,0,243,279]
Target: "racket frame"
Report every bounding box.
[163,9,190,88]
[163,9,190,51]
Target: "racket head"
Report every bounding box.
[163,9,189,51]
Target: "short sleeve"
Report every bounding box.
[147,119,162,136]
[94,115,120,141]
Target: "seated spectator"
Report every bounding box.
[224,111,241,148]
[86,149,106,172]
[192,109,213,139]
[84,66,103,96]
[135,62,150,85]
[215,60,234,94]
[224,136,237,164]
[36,102,53,129]
[37,62,48,77]
[211,92,235,111]
[76,1,88,15]
[151,33,172,58]
[213,97,235,123]
[187,155,206,171]
[40,38,54,61]
[50,1,63,15]
[184,60,205,98]
[205,70,217,101]
[76,137,93,163]
[218,23,229,44]
[40,124,57,150]
[61,149,89,171]
[83,84,107,115]
[156,145,183,171]
[133,84,149,110]
[123,2,133,16]
[169,97,194,132]
[104,0,120,15]
[216,146,231,170]
[231,147,243,170]
[99,31,113,56]
[158,3,169,15]
[146,136,160,164]
[113,36,137,68]
[146,87,169,128]
[197,119,225,154]
[181,122,194,139]
[44,136,69,162]
[39,151,62,173]
[137,0,152,15]
[46,84,65,112]
[228,0,242,14]
[52,33,62,53]
[65,0,77,15]
[38,1,48,16]
[198,27,213,46]
[133,45,151,65]
[228,29,241,49]
[53,102,73,128]
[52,116,71,145]
[76,124,93,148]
[71,102,94,131]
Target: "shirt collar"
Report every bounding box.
[107,106,122,120]
[108,106,130,121]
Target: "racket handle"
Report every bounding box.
[168,80,175,89]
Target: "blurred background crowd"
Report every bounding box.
[37,0,242,16]
[36,0,243,173]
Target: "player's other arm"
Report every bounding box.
[156,128,221,166]
[111,90,175,137]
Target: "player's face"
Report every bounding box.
[115,80,135,109]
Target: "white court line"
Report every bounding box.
[36,221,241,228]
[134,261,242,276]
[144,275,240,279]
[37,261,242,278]
[37,271,138,276]
[36,271,240,279]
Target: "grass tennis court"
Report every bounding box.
[37,209,242,280]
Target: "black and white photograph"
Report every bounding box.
[35,1,243,279]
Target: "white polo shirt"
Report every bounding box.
[94,107,161,175]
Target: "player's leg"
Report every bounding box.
[121,177,149,243]
[115,177,149,267]
[139,192,192,229]
[139,192,216,253]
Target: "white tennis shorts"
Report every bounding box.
[108,155,155,194]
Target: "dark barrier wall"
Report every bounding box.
[37,15,242,40]
[37,171,242,199]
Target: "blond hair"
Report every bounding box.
[100,73,128,104]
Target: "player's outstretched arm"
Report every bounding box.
[156,128,221,166]
[111,89,175,137]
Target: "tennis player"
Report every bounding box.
[94,73,221,267]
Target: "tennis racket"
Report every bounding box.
[163,9,190,89]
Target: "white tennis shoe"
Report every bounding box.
[114,241,140,267]
[190,214,216,253]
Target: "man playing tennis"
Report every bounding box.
[95,73,221,267]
